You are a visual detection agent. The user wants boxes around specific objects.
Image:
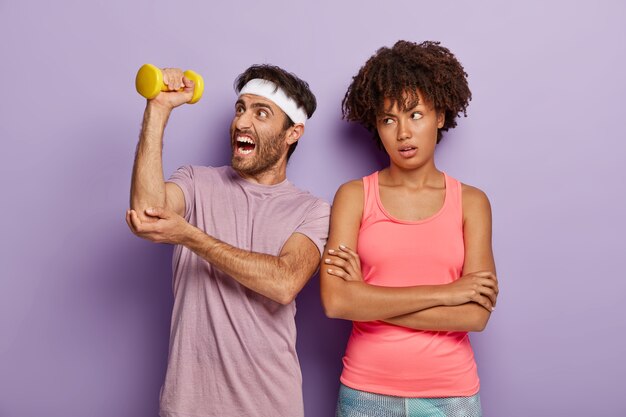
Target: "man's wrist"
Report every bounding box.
[145,101,172,124]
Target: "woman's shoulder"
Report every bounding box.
[460,182,492,217]
[332,178,366,216]
[335,178,364,203]
[337,169,383,195]
[339,178,364,192]
[460,182,490,203]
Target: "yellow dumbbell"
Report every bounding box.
[135,63,204,104]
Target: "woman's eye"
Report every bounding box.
[382,118,394,125]
[411,112,423,120]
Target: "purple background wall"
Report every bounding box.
[1,1,625,416]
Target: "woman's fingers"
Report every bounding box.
[474,294,494,312]
[326,267,350,280]
[466,272,499,307]
[477,277,499,306]
[329,245,361,272]
[324,257,353,274]
[477,286,497,307]
[325,246,364,281]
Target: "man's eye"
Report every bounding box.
[236,107,244,114]
[258,110,268,118]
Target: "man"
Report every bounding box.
[126,64,330,417]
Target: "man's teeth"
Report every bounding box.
[237,136,254,145]
[236,135,255,155]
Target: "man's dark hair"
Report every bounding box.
[342,40,472,146]
[235,65,317,160]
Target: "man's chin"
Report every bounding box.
[232,157,258,175]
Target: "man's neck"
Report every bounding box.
[234,163,288,185]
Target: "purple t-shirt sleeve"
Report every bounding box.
[294,200,331,257]
[167,165,195,221]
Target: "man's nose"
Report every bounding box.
[235,110,253,130]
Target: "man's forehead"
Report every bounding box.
[237,93,280,110]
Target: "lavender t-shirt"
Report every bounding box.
[159,165,330,417]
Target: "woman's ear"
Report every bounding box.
[437,110,445,129]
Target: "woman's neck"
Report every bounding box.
[383,161,442,188]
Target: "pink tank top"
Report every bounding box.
[340,171,480,398]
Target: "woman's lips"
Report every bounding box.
[398,146,417,158]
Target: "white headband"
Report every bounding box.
[238,79,308,125]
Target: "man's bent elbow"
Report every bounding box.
[274,278,301,306]
[276,290,297,306]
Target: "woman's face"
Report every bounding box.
[376,91,444,170]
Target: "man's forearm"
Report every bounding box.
[182,226,309,305]
[130,104,171,218]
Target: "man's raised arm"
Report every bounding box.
[130,68,195,220]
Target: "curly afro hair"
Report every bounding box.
[342,40,471,146]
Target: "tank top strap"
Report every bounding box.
[443,172,463,228]
[361,171,380,224]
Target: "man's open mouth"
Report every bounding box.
[236,135,256,155]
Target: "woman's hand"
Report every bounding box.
[443,271,499,311]
[324,245,363,282]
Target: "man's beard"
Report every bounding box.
[231,129,286,177]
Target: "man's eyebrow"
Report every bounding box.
[235,99,275,115]
[250,102,274,115]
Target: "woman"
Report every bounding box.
[320,40,499,417]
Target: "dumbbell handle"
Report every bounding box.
[135,64,204,104]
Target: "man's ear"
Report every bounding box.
[286,124,304,145]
